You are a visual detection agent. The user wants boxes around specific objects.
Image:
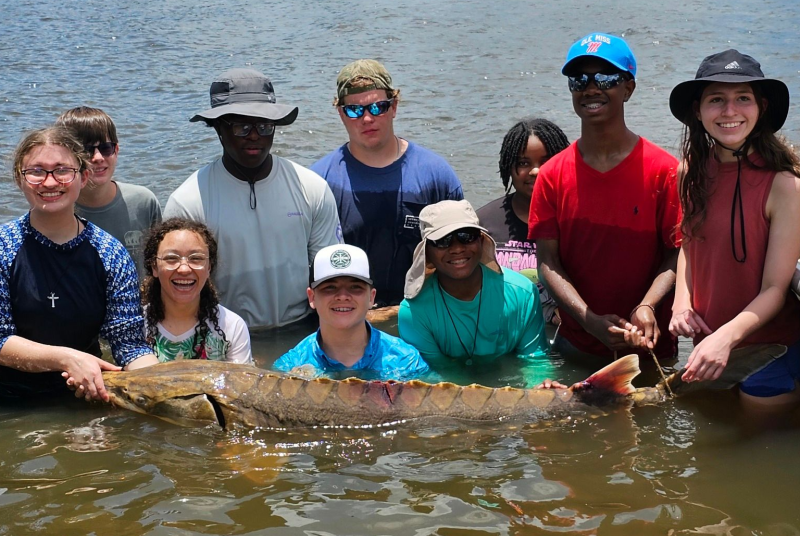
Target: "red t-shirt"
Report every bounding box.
[686,154,800,347]
[528,138,681,359]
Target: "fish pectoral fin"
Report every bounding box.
[150,394,223,428]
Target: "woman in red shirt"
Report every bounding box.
[669,50,800,415]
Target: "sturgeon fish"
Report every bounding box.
[102,344,786,430]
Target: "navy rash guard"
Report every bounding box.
[0,213,151,396]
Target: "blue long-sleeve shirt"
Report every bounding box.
[274,322,430,381]
[0,213,151,395]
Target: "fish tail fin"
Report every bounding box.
[577,354,640,396]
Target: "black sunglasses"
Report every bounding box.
[219,119,276,137]
[84,142,117,157]
[428,228,482,249]
[567,72,629,92]
[340,99,394,119]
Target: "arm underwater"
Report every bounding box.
[101,344,786,430]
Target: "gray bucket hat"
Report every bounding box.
[190,68,299,125]
[404,200,501,300]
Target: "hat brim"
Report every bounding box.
[311,273,373,289]
[426,222,488,241]
[403,231,501,300]
[561,56,633,77]
[190,102,299,125]
[669,76,789,131]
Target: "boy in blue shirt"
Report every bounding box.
[274,244,430,380]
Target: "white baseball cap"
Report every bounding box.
[311,244,373,288]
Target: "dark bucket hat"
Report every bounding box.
[669,49,789,131]
[190,68,299,125]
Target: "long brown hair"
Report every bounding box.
[678,82,800,239]
[141,218,227,358]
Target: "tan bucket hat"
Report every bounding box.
[404,200,501,299]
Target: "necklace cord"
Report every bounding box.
[438,279,482,359]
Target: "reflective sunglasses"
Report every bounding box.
[219,119,276,137]
[156,254,209,270]
[428,228,482,249]
[20,167,80,185]
[84,142,117,157]
[567,72,629,92]
[340,99,394,119]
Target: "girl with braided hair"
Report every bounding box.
[142,218,252,364]
[477,118,569,326]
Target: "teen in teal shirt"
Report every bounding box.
[399,200,551,386]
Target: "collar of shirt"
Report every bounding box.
[312,321,379,370]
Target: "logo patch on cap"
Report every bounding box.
[586,41,602,53]
[725,61,741,70]
[330,250,352,269]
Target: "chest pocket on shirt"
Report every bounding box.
[397,201,427,245]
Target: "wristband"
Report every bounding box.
[630,303,656,318]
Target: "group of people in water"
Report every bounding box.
[1,31,799,419]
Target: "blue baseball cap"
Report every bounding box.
[562,33,637,78]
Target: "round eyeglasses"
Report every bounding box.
[20,167,80,185]
[156,254,209,270]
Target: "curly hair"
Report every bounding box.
[12,127,90,189]
[499,118,570,193]
[678,82,800,239]
[141,218,227,359]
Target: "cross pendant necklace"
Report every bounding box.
[41,216,80,310]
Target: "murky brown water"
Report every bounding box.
[2,0,800,533]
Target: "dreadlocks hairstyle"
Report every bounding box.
[498,118,570,194]
[141,218,227,359]
[678,82,800,240]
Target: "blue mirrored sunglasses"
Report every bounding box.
[567,72,629,92]
[340,99,394,119]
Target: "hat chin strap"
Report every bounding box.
[711,136,750,263]
[712,137,748,158]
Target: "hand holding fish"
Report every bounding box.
[629,304,660,350]
[681,330,733,382]
[60,353,121,402]
[585,313,637,351]
[535,378,569,389]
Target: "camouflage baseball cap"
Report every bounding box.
[335,59,395,103]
